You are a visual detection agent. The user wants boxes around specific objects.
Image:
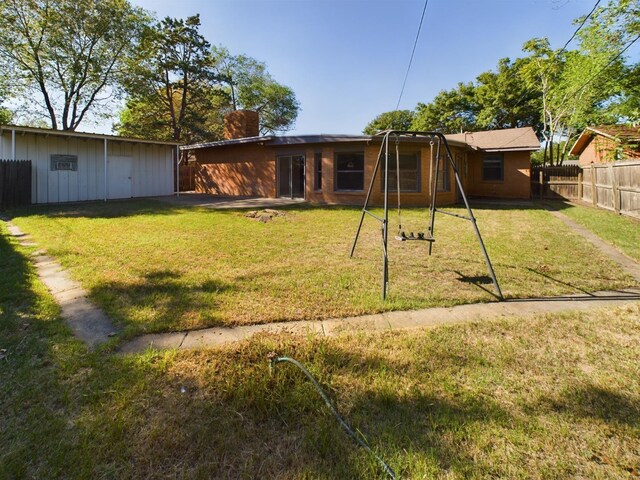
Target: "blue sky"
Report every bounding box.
[128,0,630,135]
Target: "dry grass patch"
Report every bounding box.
[8,200,637,335]
[2,225,639,478]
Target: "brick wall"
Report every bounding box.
[464,151,531,199]
[193,141,531,203]
[223,110,260,140]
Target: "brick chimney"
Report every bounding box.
[223,110,260,140]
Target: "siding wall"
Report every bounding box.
[0,131,175,203]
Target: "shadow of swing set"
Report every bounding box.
[350,130,503,301]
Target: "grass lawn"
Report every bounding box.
[554,202,640,262]
[8,200,637,336]
[2,224,639,479]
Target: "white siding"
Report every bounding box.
[0,130,175,204]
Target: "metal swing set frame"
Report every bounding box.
[350,130,503,301]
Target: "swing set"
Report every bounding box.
[350,130,503,301]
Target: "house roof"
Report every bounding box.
[182,127,539,152]
[446,127,540,152]
[0,124,181,146]
[570,125,640,156]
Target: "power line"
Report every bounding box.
[563,33,639,104]
[395,0,429,111]
[494,0,602,128]
[557,0,601,56]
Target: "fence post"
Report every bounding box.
[539,169,544,199]
[590,165,597,206]
[610,164,620,213]
[577,169,583,199]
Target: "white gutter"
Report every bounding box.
[11,129,16,160]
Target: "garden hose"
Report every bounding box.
[268,355,396,479]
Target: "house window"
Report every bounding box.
[483,153,504,181]
[380,152,420,192]
[314,152,322,191]
[335,152,364,191]
[50,154,78,171]
[436,155,450,192]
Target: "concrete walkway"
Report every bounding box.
[4,221,118,349]
[545,207,640,282]
[118,288,640,354]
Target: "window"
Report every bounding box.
[483,153,504,181]
[436,155,450,192]
[50,154,78,171]
[380,152,420,192]
[314,152,322,190]
[335,152,364,191]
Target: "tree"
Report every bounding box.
[362,110,415,134]
[411,82,479,133]
[212,47,300,135]
[117,15,217,143]
[0,0,147,130]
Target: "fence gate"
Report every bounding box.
[531,165,581,200]
[179,163,196,191]
[0,160,32,210]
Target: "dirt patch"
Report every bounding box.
[244,209,286,223]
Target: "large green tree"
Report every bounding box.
[411,82,478,133]
[212,46,300,135]
[362,109,415,134]
[0,0,146,130]
[117,15,216,143]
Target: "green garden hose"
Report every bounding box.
[268,355,396,479]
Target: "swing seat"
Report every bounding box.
[395,231,435,242]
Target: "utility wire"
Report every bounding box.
[557,0,601,56]
[395,0,430,111]
[562,33,639,104]
[494,0,602,128]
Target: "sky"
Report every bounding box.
[123,0,636,136]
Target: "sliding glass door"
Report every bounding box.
[277,155,305,198]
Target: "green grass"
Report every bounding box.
[2,224,639,478]
[554,202,640,262]
[8,200,636,336]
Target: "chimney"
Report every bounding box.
[223,110,260,140]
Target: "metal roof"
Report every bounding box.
[181,133,470,150]
[0,124,181,146]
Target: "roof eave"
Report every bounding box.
[0,124,181,146]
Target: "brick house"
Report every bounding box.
[181,111,540,205]
[570,125,640,165]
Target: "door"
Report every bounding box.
[277,155,305,198]
[107,156,132,199]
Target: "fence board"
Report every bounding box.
[179,163,196,191]
[0,160,32,210]
[532,161,640,218]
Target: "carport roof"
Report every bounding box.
[0,124,182,146]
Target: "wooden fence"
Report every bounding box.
[531,165,581,200]
[0,160,31,210]
[532,161,640,219]
[179,163,196,191]
[581,160,640,219]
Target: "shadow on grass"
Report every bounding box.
[89,269,235,334]
[537,383,640,427]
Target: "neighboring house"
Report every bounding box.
[182,111,540,205]
[0,125,180,204]
[570,125,640,166]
